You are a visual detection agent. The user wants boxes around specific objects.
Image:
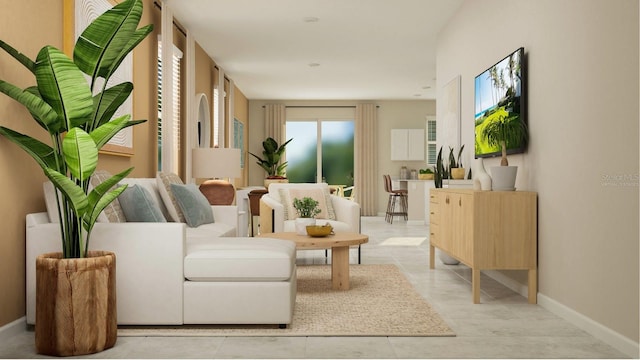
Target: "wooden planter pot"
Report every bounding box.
[35,251,117,356]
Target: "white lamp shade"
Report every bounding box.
[192,148,241,179]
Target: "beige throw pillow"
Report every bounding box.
[156,172,186,223]
[90,170,127,223]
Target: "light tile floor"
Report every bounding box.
[0,217,628,359]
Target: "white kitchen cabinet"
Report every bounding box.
[391,129,424,161]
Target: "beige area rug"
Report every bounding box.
[380,237,426,246]
[118,264,454,337]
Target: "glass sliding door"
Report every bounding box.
[286,120,354,189]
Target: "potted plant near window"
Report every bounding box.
[0,0,151,355]
[480,114,528,190]
[292,196,320,235]
[249,137,293,188]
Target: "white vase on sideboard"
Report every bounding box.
[473,158,492,191]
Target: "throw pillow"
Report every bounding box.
[281,188,336,220]
[170,183,215,227]
[90,170,126,223]
[118,185,167,222]
[156,172,186,223]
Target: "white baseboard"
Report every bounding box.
[0,317,26,342]
[537,294,639,359]
[484,271,639,358]
[484,270,530,298]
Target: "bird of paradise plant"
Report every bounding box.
[0,0,152,258]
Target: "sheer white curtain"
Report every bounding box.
[355,103,378,216]
[264,104,286,143]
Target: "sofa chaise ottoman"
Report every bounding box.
[184,237,296,326]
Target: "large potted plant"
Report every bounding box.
[249,137,292,188]
[292,196,320,235]
[480,114,528,190]
[0,0,151,356]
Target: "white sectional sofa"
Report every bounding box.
[26,176,297,327]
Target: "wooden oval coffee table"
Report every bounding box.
[258,232,368,290]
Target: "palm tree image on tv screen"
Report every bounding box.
[474,48,526,158]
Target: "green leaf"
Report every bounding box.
[35,46,93,131]
[62,128,98,181]
[90,114,146,149]
[0,39,35,73]
[0,127,58,170]
[73,0,144,82]
[107,24,153,75]
[84,167,133,231]
[44,168,88,216]
[0,81,60,133]
[93,82,133,127]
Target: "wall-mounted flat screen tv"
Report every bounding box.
[474,47,526,158]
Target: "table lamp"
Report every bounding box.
[192,147,241,205]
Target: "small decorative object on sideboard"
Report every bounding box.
[480,114,528,190]
[434,147,445,188]
[472,158,492,191]
[293,197,321,235]
[418,168,434,180]
[449,145,466,180]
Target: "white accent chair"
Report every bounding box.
[259,182,362,263]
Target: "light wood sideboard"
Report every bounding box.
[429,188,537,304]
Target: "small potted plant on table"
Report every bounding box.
[292,196,320,235]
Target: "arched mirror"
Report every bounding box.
[196,93,211,148]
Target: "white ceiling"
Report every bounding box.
[166,0,463,100]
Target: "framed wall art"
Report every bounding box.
[64,0,135,156]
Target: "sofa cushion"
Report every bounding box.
[118,185,167,222]
[186,222,235,239]
[170,183,214,227]
[184,237,296,281]
[156,172,186,223]
[91,170,127,223]
[279,187,336,220]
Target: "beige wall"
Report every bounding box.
[247,99,435,214]
[437,0,639,344]
[234,87,249,187]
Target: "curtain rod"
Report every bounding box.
[261,105,379,108]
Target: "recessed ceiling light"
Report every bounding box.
[303,17,319,23]
[308,62,320,67]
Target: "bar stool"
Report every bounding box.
[383,175,407,223]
